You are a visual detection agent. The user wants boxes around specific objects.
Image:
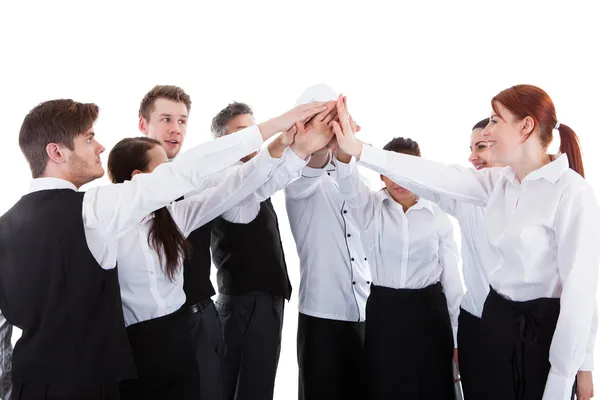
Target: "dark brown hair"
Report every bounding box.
[139,85,192,122]
[383,137,421,157]
[492,85,584,177]
[107,137,191,281]
[19,99,99,178]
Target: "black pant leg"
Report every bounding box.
[457,308,485,400]
[297,313,366,400]
[235,295,284,400]
[16,383,120,400]
[188,300,225,400]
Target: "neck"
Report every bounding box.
[393,193,417,212]
[40,167,89,189]
[510,142,551,182]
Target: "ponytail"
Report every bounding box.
[148,207,192,282]
[557,123,585,178]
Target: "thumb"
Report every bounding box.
[331,121,343,137]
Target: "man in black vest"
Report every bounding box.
[0,97,327,400]
[210,102,295,400]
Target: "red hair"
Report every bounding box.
[492,85,584,177]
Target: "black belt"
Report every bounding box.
[189,298,213,315]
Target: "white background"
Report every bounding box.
[1,0,599,397]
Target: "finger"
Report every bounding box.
[331,120,343,137]
[323,108,338,125]
[356,124,361,132]
[315,101,336,122]
[299,106,328,123]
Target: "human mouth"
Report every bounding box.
[487,140,497,148]
[473,162,486,170]
[165,140,179,147]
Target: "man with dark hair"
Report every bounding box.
[209,100,338,400]
[0,97,327,400]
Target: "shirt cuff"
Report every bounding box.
[580,351,594,371]
[542,369,576,400]
[301,165,328,179]
[282,147,310,174]
[357,144,381,167]
[335,156,354,179]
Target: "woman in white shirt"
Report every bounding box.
[334,137,463,400]
[105,133,312,399]
[331,87,600,400]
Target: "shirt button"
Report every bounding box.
[352,281,356,285]
[347,234,351,237]
[351,258,355,261]
[364,257,367,261]
[327,172,331,176]
[367,281,371,284]
[150,271,155,275]
[343,210,348,214]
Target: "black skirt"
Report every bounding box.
[118,307,200,400]
[365,282,454,400]
[480,286,574,400]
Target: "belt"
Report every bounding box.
[189,298,213,315]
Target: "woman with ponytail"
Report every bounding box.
[106,132,315,399]
[332,86,600,400]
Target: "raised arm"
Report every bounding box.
[333,154,379,232]
[543,184,600,399]
[330,94,498,207]
[0,310,12,400]
[174,144,307,231]
[83,102,328,240]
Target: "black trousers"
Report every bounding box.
[216,292,284,400]
[14,382,120,400]
[188,298,225,400]
[366,283,454,400]
[118,307,200,400]
[457,307,485,399]
[297,313,367,400]
[480,287,574,400]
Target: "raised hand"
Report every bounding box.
[258,101,330,141]
[291,102,337,159]
[330,94,363,157]
[576,370,594,400]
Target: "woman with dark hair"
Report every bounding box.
[106,130,325,399]
[332,87,600,400]
[334,137,463,400]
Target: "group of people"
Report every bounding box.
[0,82,598,400]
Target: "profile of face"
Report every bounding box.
[381,175,415,204]
[482,102,533,166]
[131,145,169,178]
[226,113,257,162]
[468,127,503,169]
[139,98,189,159]
[49,127,105,188]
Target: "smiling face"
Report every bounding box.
[481,101,534,166]
[468,127,504,169]
[139,98,189,159]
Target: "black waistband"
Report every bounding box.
[189,297,214,315]
[370,282,442,299]
[126,306,187,334]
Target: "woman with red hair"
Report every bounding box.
[331,86,600,400]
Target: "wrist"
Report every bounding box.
[268,139,286,159]
[352,142,364,159]
[290,143,309,160]
[257,120,278,141]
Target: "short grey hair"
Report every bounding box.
[210,102,254,138]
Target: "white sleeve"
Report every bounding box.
[580,305,598,371]
[220,147,308,223]
[358,145,501,207]
[82,125,264,241]
[284,164,328,200]
[334,158,379,234]
[437,212,463,347]
[543,184,600,399]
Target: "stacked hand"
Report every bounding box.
[290,101,338,159]
[330,94,363,158]
[258,101,330,141]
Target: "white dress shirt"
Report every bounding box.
[285,160,371,322]
[117,147,307,326]
[0,126,264,394]
[358,146,600,399]
[335,159,463,345]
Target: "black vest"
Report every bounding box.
[183,220,216,306]
[0,189,136,383]
[210,198,291,299]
